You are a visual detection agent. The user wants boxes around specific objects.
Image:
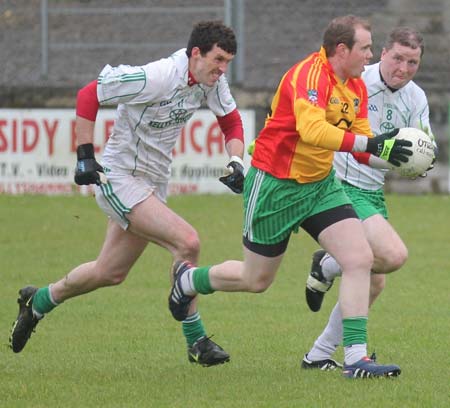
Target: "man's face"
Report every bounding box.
[380,43,421,89]
[190,44,234,86]
[342,26,373,78]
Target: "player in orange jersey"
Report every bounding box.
[302,26,437,371]
[168,15,412,378]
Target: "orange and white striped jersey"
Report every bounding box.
[251,47,372,184]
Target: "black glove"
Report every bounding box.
[219,156,244,194]
[366,128,413,167]
[74,143,104,186]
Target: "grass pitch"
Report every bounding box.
[0,193,449,407]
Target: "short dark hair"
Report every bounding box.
[186,20,237,57]
[384,27,425,56]
[323,15,371,57]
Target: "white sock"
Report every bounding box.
[32,309,44,319]
[344,343,367,365]
[321,254,342,281]
[47,283,59,305]
[179,268,197,296]
[307,302,342,361]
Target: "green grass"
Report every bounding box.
[0,194,449,407]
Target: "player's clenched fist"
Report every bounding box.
[219,156,244,194]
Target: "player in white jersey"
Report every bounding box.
[10,21,244,366]
[301,27,437,370]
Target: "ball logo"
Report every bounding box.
[417,138,433,149]
[415,137,434,159]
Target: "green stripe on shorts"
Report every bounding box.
[100,182,131,221]
[243,167,352,245]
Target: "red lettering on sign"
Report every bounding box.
[0,120,7,152]
[190,120,203,153]
[0,182,74,194]
[206,122,224,156]
[12,120,18,152]
[23,120,39,153]
[169,183,199,195]
[172,118,227,157]
[44,119,58,156]
[70,120,77,152]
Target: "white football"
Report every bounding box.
[392,127,435,178]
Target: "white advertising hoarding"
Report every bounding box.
[0,109,255,195]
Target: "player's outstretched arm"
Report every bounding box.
[74,81,105,186]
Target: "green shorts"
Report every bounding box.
[341,181,388,220]
[243,167,352,245]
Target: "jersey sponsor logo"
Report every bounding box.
[380,121,395,132]
[148,109,194,129]
[353,98,360,109]
[329,97,340,104]
[170,108,190,121]
[307,89,318,104]
[368,104,378,112]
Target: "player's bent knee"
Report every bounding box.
[376,245,408,273]
[177,231,200,260]
[388,251,408,271]
[394,245,408,269]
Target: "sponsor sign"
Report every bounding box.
[0,109,255,195]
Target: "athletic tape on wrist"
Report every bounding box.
[77,143,95,160]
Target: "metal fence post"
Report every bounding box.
[233,0,245,84]
[41,0,48,78]
[224,0,245,85]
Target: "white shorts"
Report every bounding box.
[95,172,168,230]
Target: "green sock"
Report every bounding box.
[33,286,58,315]
[193,266,214,294]
[342,317,368,347]
[182,312,206,347]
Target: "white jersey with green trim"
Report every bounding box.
[97,48,236,182]
[333,62,433,190]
